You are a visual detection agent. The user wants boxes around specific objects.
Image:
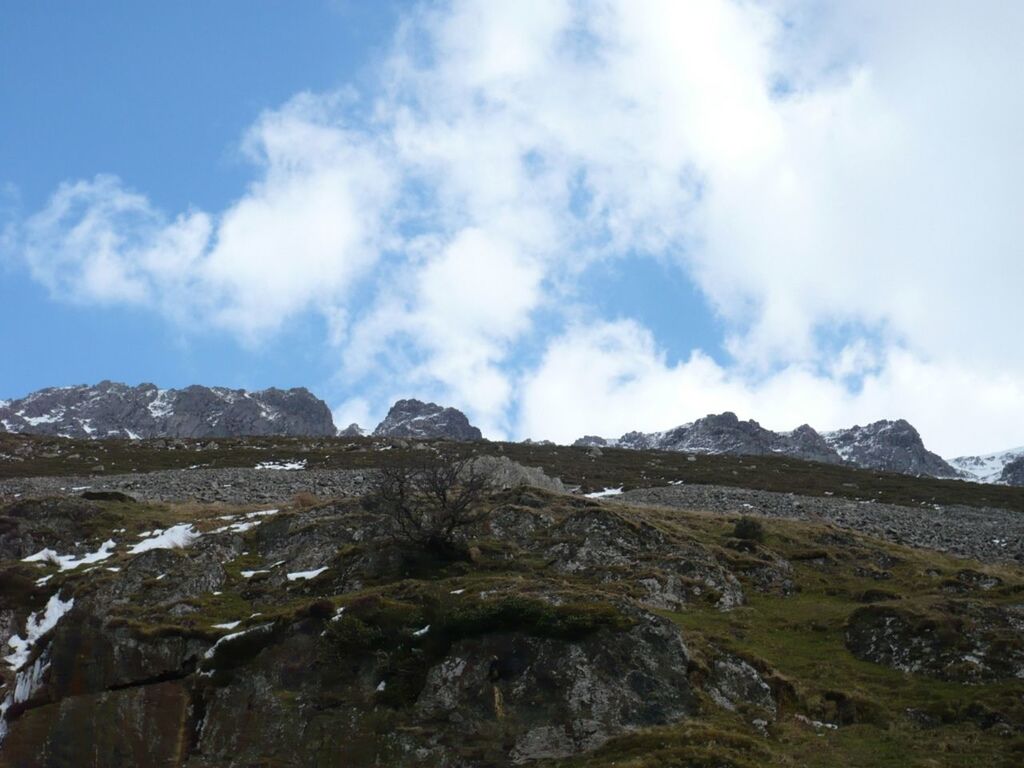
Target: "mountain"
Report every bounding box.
[949,446,1024,484]
[0,381,336,439]
[575,412,843,465]
[573,413,968,480]
[338,423,367,437]
[372,398,482,441]
[1000,456,1024,486]
[823,420,959,478]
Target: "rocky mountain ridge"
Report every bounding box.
[575,413,968,481]
[0,382,336,440]
[4,383,1020,485]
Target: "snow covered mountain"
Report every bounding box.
[372,398,482,441]
[575,412,844,465]
[0,381,336,439]
[949,447,1024,485]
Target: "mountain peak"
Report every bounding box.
[373,399,482,441]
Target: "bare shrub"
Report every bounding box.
[366,451,491,558]
[292,491,320,509]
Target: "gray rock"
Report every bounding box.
[0,381,336,439]
[574,413,843,465]
[373,399,482,441]
[471,456,565,493]
[824,419,958,478]
[999,456,1024,486]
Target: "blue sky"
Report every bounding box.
[2,1,1023,455]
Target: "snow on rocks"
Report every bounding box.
[128,524,199,554]
[213,621,241,630]
[203,625,271,661]
[210,508,279,534]
[22,539,116,571]
[286,567,328,581]
[585,487,624,499]
[255,460,306,471]
[4,593,74,672]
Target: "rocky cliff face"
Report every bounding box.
[575,413,843,465]
[1000,456,1024,486]
[823,420,958,478]
[373,399,482,441]
[0,381,336,440]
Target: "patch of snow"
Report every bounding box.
[585,487,624,498]
[22,539,116,571]
[376,680,386,692]
[147,389,174,419]
[128,524,199,554]
[124,429,142,440]
[255,460,306,471]
[240,569,269,578]
[106,567,121,573]
[287,567,327,581]
[35,575,53,587]
[210,509,280,535]
[21,409,64,426]
[330,607,346,622]
[412,625,430,637]
[155,573,167,581]
[450,588,465,595]
[203,624,270,660]
[4,593,74,672]
[213,621,241,630]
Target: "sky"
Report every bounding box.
[2,0,1023,457]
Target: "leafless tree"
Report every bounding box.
[367,451,491,557]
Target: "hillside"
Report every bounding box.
[1,438,1024,765]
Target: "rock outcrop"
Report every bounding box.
[999,456,1024,487]
[824,420,958,478]
[0,381,336,440]
[373,399,482,441]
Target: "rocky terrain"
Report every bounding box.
[2,438,1024,765]
[372,399,483,441]
[616,484,1024,565]
[0,382,336,440]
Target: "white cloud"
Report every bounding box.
[10,0,1024,453]
[519,320,1024,457]
[17,94,395,340]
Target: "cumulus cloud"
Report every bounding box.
[17,94,395,340]
[8,0,1024,453]
[519,320,1024,457]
